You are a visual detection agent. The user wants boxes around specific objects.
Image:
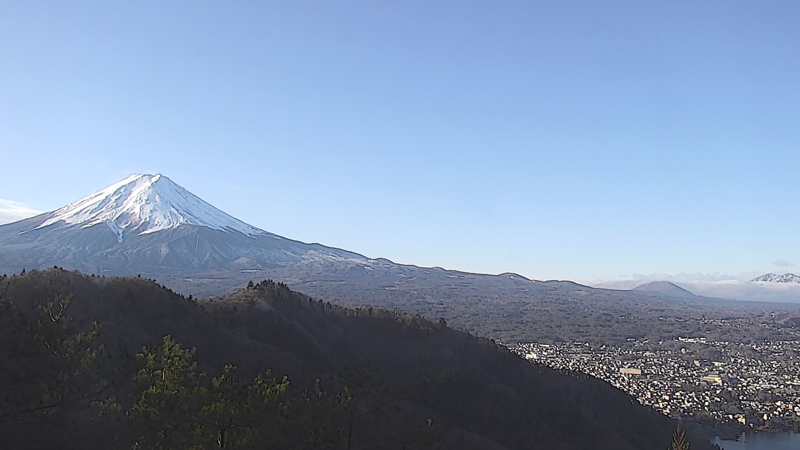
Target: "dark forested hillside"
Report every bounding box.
[0,269,710,450]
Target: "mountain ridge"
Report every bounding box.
[0,174,537,291]
[3,174,792,349]
[0,268,701,450]
[0,174,379,273]
[632,281,697,298]
[750,273,800,283]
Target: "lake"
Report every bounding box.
[711,432,800,450]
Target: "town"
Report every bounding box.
[512,335,800,433]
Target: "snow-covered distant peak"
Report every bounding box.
[36,174,267,241]
[750,273,800,284]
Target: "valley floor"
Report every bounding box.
[512,334,800,434]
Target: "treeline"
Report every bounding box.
[0,288,439,449]
[0,269,708,450]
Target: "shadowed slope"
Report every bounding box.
[0,268,710,450]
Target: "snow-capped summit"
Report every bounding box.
[0,173,368,274]
[750,273,800,284]
[35,174,266,242]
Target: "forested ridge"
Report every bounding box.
[0,269,708,449]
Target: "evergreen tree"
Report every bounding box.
[127,335,202,449]
[669,424,690,450]
[0,295,116,449]
[125,336,291,449]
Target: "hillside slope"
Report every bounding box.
[0,269,707,450]
[633,281,697,298]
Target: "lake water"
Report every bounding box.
[711,432,800,450]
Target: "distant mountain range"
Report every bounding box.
[2,174,795,345]
[750,273,800,283]
[0,174,546,306]
[632,281,696,298]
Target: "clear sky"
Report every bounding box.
[1,1,798,281]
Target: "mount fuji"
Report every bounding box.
[36,174,267,240]
[0,174,541,300]
[0,174,371,276]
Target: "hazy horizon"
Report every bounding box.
[2,172,800,305]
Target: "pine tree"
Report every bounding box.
[669,424,690,450]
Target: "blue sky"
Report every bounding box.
[1,1,799,281]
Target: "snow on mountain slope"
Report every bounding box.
[35,174,267,242]
[750,273,800,283]
[0,173,373,273]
